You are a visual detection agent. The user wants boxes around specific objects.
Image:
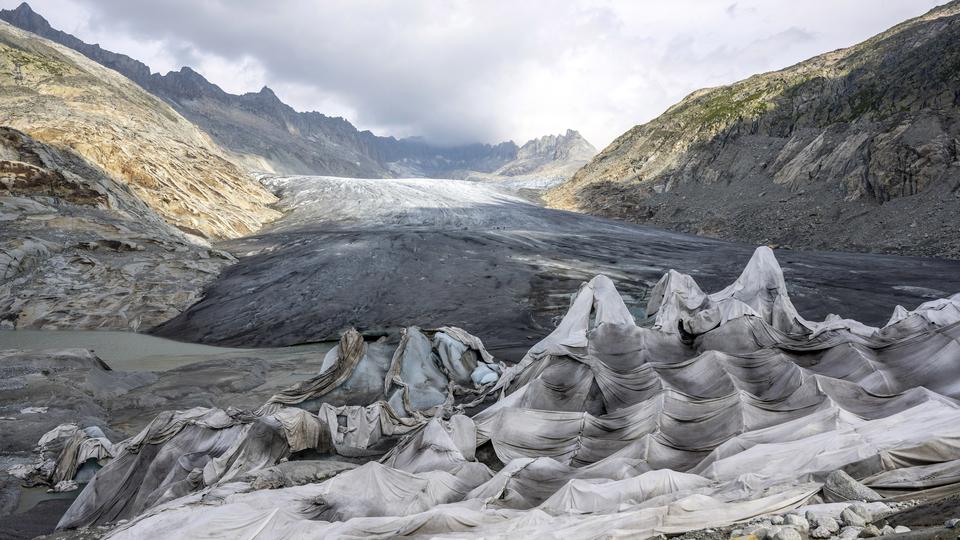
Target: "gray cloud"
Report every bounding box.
[16,0,950,147]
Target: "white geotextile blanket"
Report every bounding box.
[50,247,960,538]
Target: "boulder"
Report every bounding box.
[839,526,863,539]
[841,506,868,528]
[784,514,809,530]
[823,470,882,502]
[810,526,833,539]
[770,527,802,540]
[849,504,874,523]
[809,515,840,534]
[744,526,771,540]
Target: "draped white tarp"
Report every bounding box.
[49,247,960,539]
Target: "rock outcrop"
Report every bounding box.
[0,17,279,239]
[0,127,234,330]
[495,129,597,177]
[463,129,598,189]
[548,1,960,258]
[0,3,594,183]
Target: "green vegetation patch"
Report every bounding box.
[0,42,68,78]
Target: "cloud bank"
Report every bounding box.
[18,0,948,147]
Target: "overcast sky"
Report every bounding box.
[15,0,949,148]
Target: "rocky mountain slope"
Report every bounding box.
[0,127,235,330]
[495,129,596,177]
[0,17,279,239]
[0,3,595,182]
[548,1,960,258]
[462,129,597,190]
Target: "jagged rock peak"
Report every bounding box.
[6,2,47,29]
[0,2,155,84]
[518,129,596,161]
[488,129,597,179]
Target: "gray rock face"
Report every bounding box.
[0,128,233,330]
[548,2,960,259]
[485,130,597,185]
[500,130,596,175]
[457,130,598,190]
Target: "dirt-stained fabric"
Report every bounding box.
[49,247,960,539]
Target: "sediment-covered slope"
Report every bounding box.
[36,247,960,539]
[548,1,960,258]
[0,127,235,330]
[154,175,960,352]
[0,19,278,239]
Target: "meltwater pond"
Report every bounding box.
[0,330,338,371]
[0,330,255,371]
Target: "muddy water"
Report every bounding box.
[0,330,336,371]
[0,330,256,371]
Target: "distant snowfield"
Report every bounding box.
[260,175,543,230]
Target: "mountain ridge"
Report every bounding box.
[0,17,280,238]
[547,1,960,258]
[0,2,595,181]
